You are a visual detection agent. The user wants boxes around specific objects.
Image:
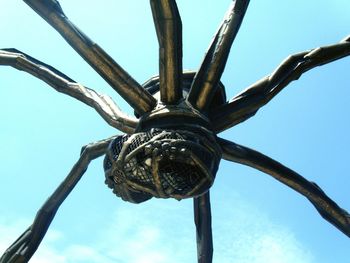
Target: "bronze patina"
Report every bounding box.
[1,0,349,262]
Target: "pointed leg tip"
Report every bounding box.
[341,35,350,42]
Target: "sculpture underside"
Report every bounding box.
[0,1,349,262]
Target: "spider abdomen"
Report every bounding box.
[103,128,221,203]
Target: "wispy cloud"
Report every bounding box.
[0,218,65,263]
[211,192,314,263]
[0,195,314,263]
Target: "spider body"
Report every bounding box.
[104,72,224,203]
[104,127,221,203]
[1,0,349,262]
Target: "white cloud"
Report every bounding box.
[0,196,314,263]
[211,196,314,263]
[0,218,65,263]
[0,201,196,263]
[221,229,313,263]
[94,201,196,263]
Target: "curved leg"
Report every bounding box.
[218,137,350,237]
[0,137,114,263]
[211,35,350,132]
[150,0,183,104]
[187,0,250,111]
[194,192,213,263]
[23,0,157,115]
[0,48,137,134]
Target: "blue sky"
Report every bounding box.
[0,0,349,262]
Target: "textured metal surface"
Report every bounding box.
[104,128,221,203]
[142,71,227,107]
[1,0,350,262]
[151,0,183,104]
[187,0,250,112]
[23,0,157,115]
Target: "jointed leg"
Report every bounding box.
[218,138,350,237]
[187,0,250,112]
[23,0,156,115]
[194,192,213,263]
[0,49,137,134]
[0,137,114,263]
[211,36,350,132]
[150,0,183,104]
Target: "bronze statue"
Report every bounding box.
[1,0,349,262]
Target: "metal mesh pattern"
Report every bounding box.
[159,160,202,195]
[104,128,221,203]
[103,135,128,171]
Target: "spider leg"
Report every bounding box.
[218,137,350,237]
[150,0,183,104]
[187,0,250,112]
[0,137,114,263]
[194,192,213,263]
[211,35,350,132]
[0,48,137,134]
[23,0,157,115]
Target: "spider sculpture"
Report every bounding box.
[1,0,350,262]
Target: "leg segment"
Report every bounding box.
[211,36,350,132]
[187,0,250,112]
[150,0,183,104]
[0,137,114,263]
[0,49,137,134]
[23,0,157,115]
[218,137,350,237]
[194,192,213,263]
